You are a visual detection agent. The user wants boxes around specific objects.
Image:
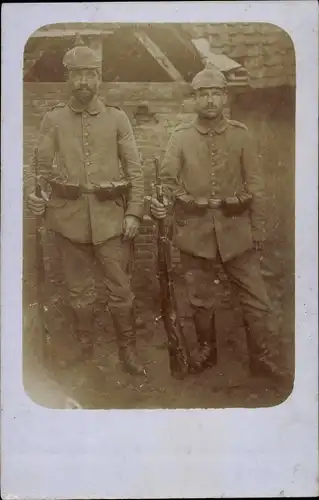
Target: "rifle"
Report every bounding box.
[154,158,192,379]
[34,147,49,363]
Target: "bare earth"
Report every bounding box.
[23,241,294,410]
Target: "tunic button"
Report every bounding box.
[85,152,90,156]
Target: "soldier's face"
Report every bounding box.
[195,88,227,119]
[69,68,100,103]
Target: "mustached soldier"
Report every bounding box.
[151,61,289,384]
[25,35,146,376]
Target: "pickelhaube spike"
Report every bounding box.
[74,32,85,47]
[191,59,227,90]
[63,32,101,70]
[204,59,217,71]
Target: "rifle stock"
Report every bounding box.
[34,148,48,363]
[154,158,192,379]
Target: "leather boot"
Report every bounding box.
[72,307,94,363]
[190,309,218,374]
[244,318,291,385]
[111,308,146,376]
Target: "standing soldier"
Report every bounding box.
[151,61,289,384]
[25,35,146,376]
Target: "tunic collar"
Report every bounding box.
[68,95,104,115]
[194,114,228,135]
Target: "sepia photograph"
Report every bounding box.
[2,2,318,498]
[22,21,296,410]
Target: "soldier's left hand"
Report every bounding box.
[253,239,264,252]
[122,215,140,240]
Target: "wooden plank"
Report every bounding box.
[30,28,114,38]
[192,38,242,72]
[133,30,185,82]
[168,25,201,60]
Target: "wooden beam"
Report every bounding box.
[133,29,185,82]
[30,28,114,38]
[167,25,201,60]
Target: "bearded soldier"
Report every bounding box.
[25,36,146,376]
[151,61,289,384]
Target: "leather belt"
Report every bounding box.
[194,198,223,209]
[207,198,223,209]
[78,186,97,195]
[49,182,130,201]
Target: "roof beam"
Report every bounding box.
[167,25,201,60]
[133,29,185,82]
[30,28,114,38]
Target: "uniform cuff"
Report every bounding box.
[125,203,144,220]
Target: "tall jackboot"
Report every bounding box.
[244,317,291,385]
[190,309,218,374]
[72,307,94,363]
[111,308,146,376]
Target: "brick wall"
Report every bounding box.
[23,82,212,297]
[23,82,294,306]
[23,81,232,186]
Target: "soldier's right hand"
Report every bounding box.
[150,196,169,219]
[27,192,46,216]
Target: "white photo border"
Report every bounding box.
[1,2,318,498]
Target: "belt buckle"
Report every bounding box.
[79,185,94,195]
[208,198,222,209]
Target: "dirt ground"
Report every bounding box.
[23,236,294,410]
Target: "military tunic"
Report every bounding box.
[154,60,286,377]
[25,96,144,245]
[25,39,148,374]
[160,115,266,261]
[159,114,281,361]
[25,96,144,312]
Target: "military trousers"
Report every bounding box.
[55,232,134,316]
[180,248,282,361]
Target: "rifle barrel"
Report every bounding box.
[154,158,164,202]
[33,147,47,363]
[154,158,165,235]
[154,157,191,378]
